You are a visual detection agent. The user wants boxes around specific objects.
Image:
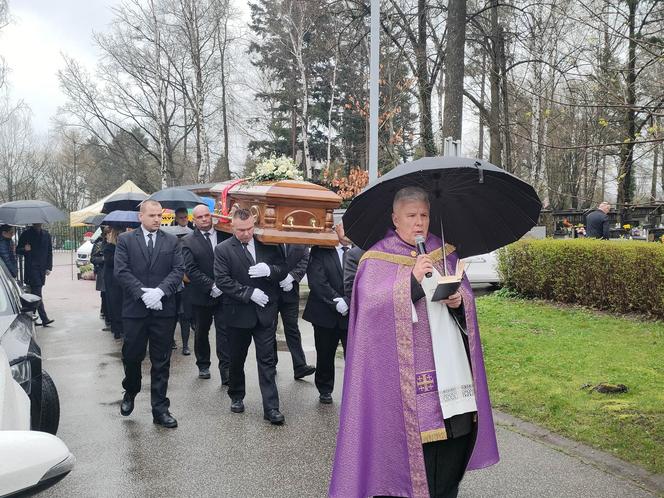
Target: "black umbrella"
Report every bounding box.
[84,214,107,226]
[102,210,141,228]
[0,200,66,225]
[342,156,542,258]
[101,192,148,214]
[146,188,203,210]
[160,225,193,238]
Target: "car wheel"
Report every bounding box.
[39,370,60,435]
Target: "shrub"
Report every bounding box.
[497,239,664,317]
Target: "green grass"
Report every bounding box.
[477,295,664,474]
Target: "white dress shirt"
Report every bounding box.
[141,225,158,246]
[335,243,350,267]
[200,229,217,247]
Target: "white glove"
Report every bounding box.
[149,301,163,311]
[248,262,271,278]
[141,287,164,309]
[250,288,269,307]
[333,297,349,316]
[279,274,294,292]
[210,284,223,298]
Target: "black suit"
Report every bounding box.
[114,228,185,416]
[343,246,365,302]
[16,227,53,322]
[271,244,310,374]
[213,235,286,412]
[303,246,349,395]
[182,229,231,380]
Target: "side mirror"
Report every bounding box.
[20,293,41,314]
[0,431,75,496]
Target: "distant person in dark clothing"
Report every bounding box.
[16,224,54,326]
[90,228,110,330]
[0,225,17,278]
[104,227,124,339]
[586,202,611,239]
[173,207,194,229]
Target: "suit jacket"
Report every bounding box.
[586,209,610,239]
[277,244,309,303]
[343,246,365,303]
[303,246,349,330]
[16,228,53,287]
[213,236,287,329]
[114,228,185,318]
[182,229,231,307]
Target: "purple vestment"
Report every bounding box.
[329,230,499,498]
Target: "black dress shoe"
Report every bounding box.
[102,326,111,332]
[230,399,244,413]
[120,392,135,416]
[198,368,211,379]
[264,409,285,425]
[41,318,55,327]
[294,365,316,379]
[319,393,333,404]
[182,346,190,356]
[153,411,178,428]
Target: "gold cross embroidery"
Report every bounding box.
[416,373,435,393]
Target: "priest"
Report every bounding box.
[329,186,499,498]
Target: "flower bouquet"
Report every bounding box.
[249,156,303,183]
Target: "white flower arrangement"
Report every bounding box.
[249,155,303,182]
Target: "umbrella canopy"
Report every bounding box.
[342,156,542,258]
[0,200,66,225]
[101,192,148,214]
[102,210,141,228]
[84,214,107,226]
[160,225,193,238]
[146,188,203,210]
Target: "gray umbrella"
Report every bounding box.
[146,188,203,210]
[160,225,193,238]
[0,200,66,225]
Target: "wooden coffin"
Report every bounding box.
[191,180,342,247]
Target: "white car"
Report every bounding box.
[463,251,500,286]
[0,347,75,496]
[76,227,101,266]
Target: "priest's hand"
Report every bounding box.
[441,291,462,309]
[412,254,433,283]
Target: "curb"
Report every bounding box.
[494,410,664,497]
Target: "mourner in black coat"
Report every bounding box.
[303,223,352,404]
[0,225,17,279]
[182,204,232,382]
[586,202,611,239]
[114,200,185,428]
[16,224,53,325]
[213,208,287,424]
[271,244,315,379]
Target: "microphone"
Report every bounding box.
[414,235,432,278]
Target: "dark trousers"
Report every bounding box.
[100,291,107,318]
[272,297,307,372]
[29,284,49,322]
[121,316,177,416]
[193,303,229,379]
[227,324,279,412]
[106,281,124,339]
[375,434,473,498]
[176,291,193,347]
[313,324,347,395]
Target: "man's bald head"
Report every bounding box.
[192,203,213,231]
[139,200,163,231]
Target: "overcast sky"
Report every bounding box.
[0,0,124,132]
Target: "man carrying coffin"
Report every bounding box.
[330,186,499,498]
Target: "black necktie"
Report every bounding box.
[204,232,213,249]
[341,246,349,267]
[242,243,256,265]
[147,233,154,259]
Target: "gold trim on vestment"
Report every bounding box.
[360,244,456,267]
[420,428,448,444]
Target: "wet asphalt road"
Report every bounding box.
[35,255,656,497]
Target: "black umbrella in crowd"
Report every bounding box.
[101,192,148,214]
[102,210,141,228]
[145,188,203,210]
[160,225,193,238]
[342,156,542,258]
[0,200,66,225]
[84,214,107,226]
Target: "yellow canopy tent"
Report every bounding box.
[69,180,148,227]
